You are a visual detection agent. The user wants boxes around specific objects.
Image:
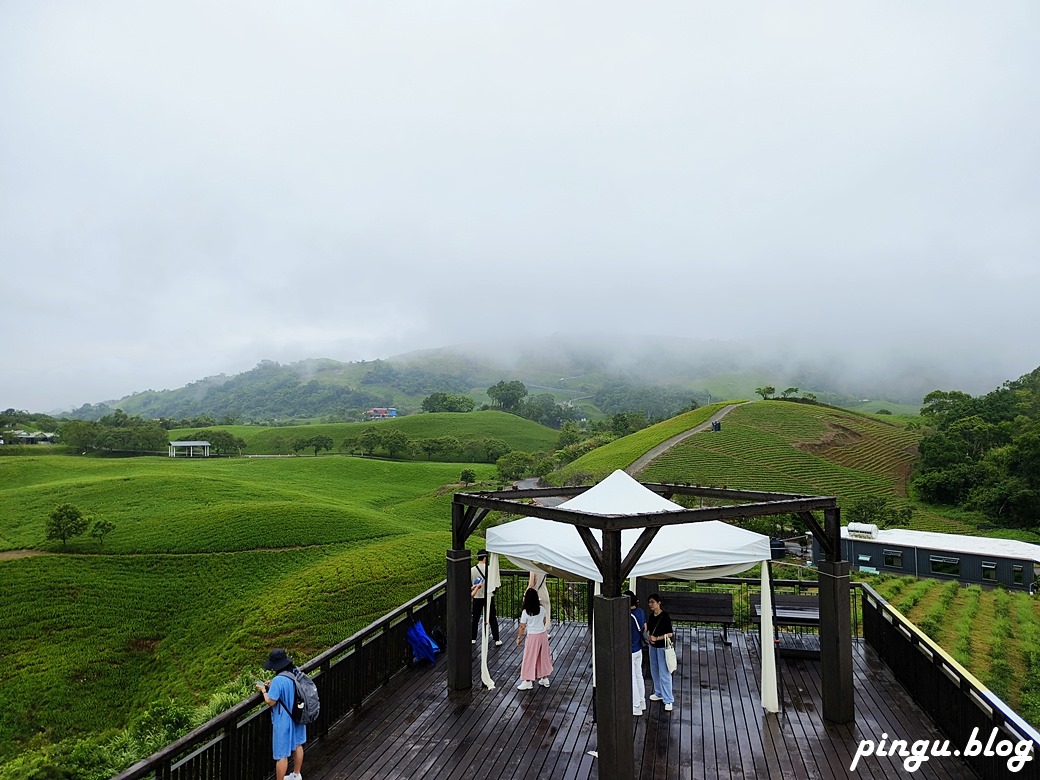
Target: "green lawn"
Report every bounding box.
[0,454,494,760]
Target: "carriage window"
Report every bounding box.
[1013,565,1024,585]
[884,550,903,568]
[981,562,997,581]
[930,556,960,576]
[857,554,872,565]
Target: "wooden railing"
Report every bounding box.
[862,583,1040,780]
[493,571,859,635]
[119,572,1034,780]
[111,581,448,780]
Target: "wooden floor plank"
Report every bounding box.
[300,624,979,780]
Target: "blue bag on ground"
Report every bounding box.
[407,621,440,664]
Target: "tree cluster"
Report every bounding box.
[59,411,169,454]
[421,392,476,413]
[338,428,512,463]
[912,366,1040,529]
[45,503,114,547]
[593,382,699,420]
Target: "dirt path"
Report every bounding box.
[0,549,50,561]
[626,402,747,476]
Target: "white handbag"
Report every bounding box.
[664,636,678,674]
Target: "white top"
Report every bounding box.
[471,564,489,599]
[520,606,548,635]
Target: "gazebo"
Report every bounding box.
[167,440,211,457]
[448,472,850,780]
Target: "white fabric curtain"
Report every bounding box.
[760,564,779,713]
[479,553,502,690]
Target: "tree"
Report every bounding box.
[460,469,477,485]
[754,386,776,400]
[557,421,583,449]
[780,387,799,399]
[359,428,382,456]
[421,392,476,413]
[47,503,89,547]
[339,437,361,455]
[207,430,246,455]
[481,438,512,463]
[496,451,537,480]
[486,380,528,413]
[381,429,412,458]
[307,435,334,456]
[90,519,115,546]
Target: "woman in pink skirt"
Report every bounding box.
[516,588,552,689]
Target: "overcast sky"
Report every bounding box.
[2,2,1038,412]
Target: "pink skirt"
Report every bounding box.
[520,632,553,681]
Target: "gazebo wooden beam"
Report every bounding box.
[453,493,839,530]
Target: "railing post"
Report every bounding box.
[819,558,855,723]
[593,594,635,780]
[447,548,472,691]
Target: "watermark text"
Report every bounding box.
[850,727,1034,773]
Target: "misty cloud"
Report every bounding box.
[2,2,1038,411]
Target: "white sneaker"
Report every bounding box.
[649,694,663,701]
[471,639,476,645]
[538,677,550,687]
[517,680,533,690]
[632,709,643,716]
[665,703,673,712]
[495,640,503,646]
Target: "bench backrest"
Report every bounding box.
[661,592,735,623]
[750,594,819,611]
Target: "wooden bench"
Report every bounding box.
[661,591,735,644]
[750,594,820,628]
[750,594,821,658]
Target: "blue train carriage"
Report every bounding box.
[813,523,1040,592]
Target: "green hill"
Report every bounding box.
[168,410,560,458]
[0,455,494,766]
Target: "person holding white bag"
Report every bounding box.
[645,593,675,712]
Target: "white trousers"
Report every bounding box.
[631,650,646,713]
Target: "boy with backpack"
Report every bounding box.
[256,648,309,780]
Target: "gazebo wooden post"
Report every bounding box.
[447,502,472,691]
[819,505,854,723]
[594,529,635,780]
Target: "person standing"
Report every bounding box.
[528,569,551,634]
[256,648,306,780]
[471,549,501,646]
[626,590,647,716]
[645,593,675,712]
[516,587,553,689]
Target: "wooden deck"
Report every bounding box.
[299,621,978,780]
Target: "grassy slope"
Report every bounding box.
[0,455,494,757]
[638,401,978,533]
[549,402,735,484]
[168,410,559,455]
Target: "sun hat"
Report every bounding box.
[262,648,294,672]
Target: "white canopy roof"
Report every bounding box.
[485,470,771,581]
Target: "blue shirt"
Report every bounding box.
[269,672,307,760]
[629,607,646,653]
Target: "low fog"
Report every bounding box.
[2,2,1038,411]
